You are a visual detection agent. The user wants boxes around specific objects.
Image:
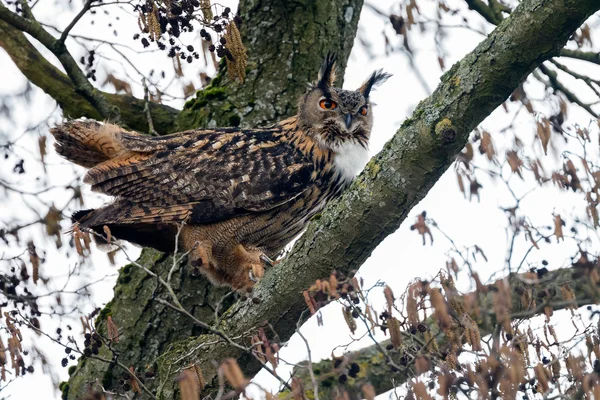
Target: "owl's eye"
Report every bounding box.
[319,99,337,110]
[359,105,368,116]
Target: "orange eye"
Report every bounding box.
[319,99,337,110]
[359,105,368,116]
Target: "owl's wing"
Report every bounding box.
[83,127,314,225]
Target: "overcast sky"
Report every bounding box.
[1,0,599,399]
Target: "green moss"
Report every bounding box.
[97,300,113,322]
[192,99,208,110]
[400,117,414,128]
[118,275,131,284]
[183,99,195,109]
[59,382,69,400]
[68,366,76,376]
[210,72,223,87]
[203,87,227,100]
[365,159,381,178]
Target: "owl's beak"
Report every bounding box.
[344,114,353,130]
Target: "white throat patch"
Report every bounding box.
[332,141,370,183]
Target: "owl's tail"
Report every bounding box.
[50,120,127,168]
[71,207,178,253]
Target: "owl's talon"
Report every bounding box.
[248,263,264,283]
[260,254,275,268]
[249,270,257,283]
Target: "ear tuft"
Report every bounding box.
[358,70,392,98]
[316,52,337,90]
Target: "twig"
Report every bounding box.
[559,49,600,66]
[143,78,158,136]
[463,0,504,25]
[550,59,600,99]
[296,312,319,400]
[59,0,94,43]
[538,63,599,119]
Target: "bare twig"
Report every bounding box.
[59,0,94,43]
[143,78,159,136]
[538,63,599,119]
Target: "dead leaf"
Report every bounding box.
[481,131,495,160]
[506,151,524,178]
[178,369,199,400]
[107,316,119,343]
[410,211,433,245]
[536,119,551,155]
[554,214,564,242]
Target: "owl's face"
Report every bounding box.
[298,54,391,151]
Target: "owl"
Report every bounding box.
[51,54,390,289]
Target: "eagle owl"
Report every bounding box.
[51,55,390,289]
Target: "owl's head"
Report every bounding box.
[297,53,391,150]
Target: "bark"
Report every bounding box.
[290,265,598,397]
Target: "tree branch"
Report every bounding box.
[559,48,600,65]
[463,0,504,25]
[0,19,179,133]
[538,63,599,119]
[291,265,595,396]
[156,0,600,395]
[59,0,94,44]
[0,2,120,121]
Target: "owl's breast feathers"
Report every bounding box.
[58,118,351,233]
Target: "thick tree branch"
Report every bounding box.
[291,265,596,397]
[0,19,179,133]
[0,2,120,121]
[155,0,600,396]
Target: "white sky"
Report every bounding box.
[0,0,599,399]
